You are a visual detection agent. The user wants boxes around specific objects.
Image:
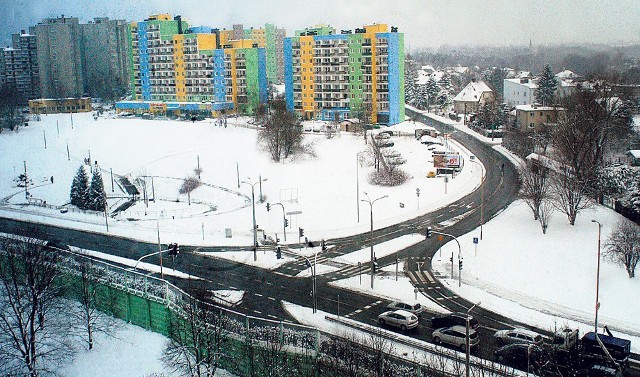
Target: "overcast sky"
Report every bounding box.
[3,0,640,50]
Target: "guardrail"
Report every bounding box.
[325,314,526,377]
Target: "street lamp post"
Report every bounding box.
[356,151,365,223]
[591,219,602,333]
[428,229,462,286]
[303,249,319,313]
[269,202,287,241]
[466,301,481,377]
[242,177,268,261]
[361,193,388,289]
[469,156,485,240]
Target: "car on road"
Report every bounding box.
[494,343,548,373]
[377,310,419,331]
[431,312,479,330]
[494,328,545,346]
[386,301,424,317]
[587,365,623,377]
[432,325,480,351]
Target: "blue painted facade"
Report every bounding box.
[320,108,350,121]
[386,32,401,125]
[283,38,294,112]
[137,22,151,101]
[212,49,227,103]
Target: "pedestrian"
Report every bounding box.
[50,176,54,184]
[501,162,505,176]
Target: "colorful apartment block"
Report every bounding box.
[124,15,267,116]
[218,23,285,84]
[284,24,404,125]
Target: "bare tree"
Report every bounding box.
[352,101,372,142]
[0,233,74,376]
[538,200,554,234]
[70,260,117,351]
[368,328,394,377]
[179,176,201,206]
[604,220,640,278]
[258,99,302,162]
[550,167,592,226]
[163,291,226,377]
[320,331,366,377]
[520,161,551,221]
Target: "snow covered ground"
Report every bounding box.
[1,111,638,357]
[60,317,236,377]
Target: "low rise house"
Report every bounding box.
[452,80,494,114]
[504,77,538,107]
[514,104,565,131]
[628,150,640,166]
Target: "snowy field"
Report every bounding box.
[1,111,639,356]
[60,318,236,377]
[0,112,479,248]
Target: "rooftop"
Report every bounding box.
[453,80,493,102]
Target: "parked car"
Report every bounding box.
[431,312,479,330]
[432,325,480,351]
[386,301,423,317]
[377,310,419,331]
[494,344,548,373]
[494,328,545,346]
[587,365,623,377]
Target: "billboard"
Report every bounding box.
[433,154,461,169]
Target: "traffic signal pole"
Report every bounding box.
[426,227,463,286]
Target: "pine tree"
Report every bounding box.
[88,171,107,212]
[425,77,440,111]
[404,61,418,106]
[70,166,90,209]
[536,64,558,106]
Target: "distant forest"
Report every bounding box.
[407,43,640,84]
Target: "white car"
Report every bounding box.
[377,309,419,331]
[432,325,480,351]
[494,328,545,346]
[386,301,424,317]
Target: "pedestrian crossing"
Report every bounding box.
[344,300,383,318]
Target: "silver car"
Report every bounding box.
[494,328,545,346]
[432,325,480,351]
[378,309,419,331]
[387,301,424,317]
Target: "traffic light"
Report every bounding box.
[276,235,280,243]
[373,257,379,273]
[169,242,179,256]
[299,227,304,237]
[321,239,326,251]
[459,259,463,270]
[426,227,433,238]
[276,246,282,259]
[284,218,289,228]
[266,203,270,211]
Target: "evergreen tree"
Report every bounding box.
[438,73,453,94]
[88,171,107,211]
[425,77,440,111]
[414,83,428,110]
[404,61,418,106]
[70,166,90,209]
[536,64,558,106]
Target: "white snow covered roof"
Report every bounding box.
[385,120,436,132]
[515,104,562,112]
[556,70,578,79]
[629,150,640,159]
[453,81,493,102]
[505,78,538,89]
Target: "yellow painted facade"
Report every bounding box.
[173,34,186,101]
[224,49,238,106]
[148,14,172,21]
[250,29,266,47]
[229,39,255,49]
[300,35,315,115]
[364,24,386,124]
[197,33,217,51]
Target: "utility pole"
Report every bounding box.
[43,130,47,149]
[23,161,28,199]
[110,168,114,192]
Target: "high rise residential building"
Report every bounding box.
[218,23,285,84]
[33,16,84,98]
[122,14,267,116]
[80,17,131,99]
[0,30,39,101]
[32,15,130,100]
[284,24,405,125]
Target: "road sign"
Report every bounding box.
[286,210,302,215]
[473,237,479,244]
[416,188,420,196]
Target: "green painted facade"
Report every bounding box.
[265,23,277,84]
[244,48,260,114]
[348,34,364,112]
[398,33,406,122]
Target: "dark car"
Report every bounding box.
[431,312,479,330]
[494,344,548,373]
[587,365,623,377]
[44,240,70,251]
